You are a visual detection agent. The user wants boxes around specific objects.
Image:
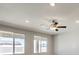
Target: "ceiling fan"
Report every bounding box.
[49,20,67,31]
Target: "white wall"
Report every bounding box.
[54,30,79,55]
[0,24,54,55]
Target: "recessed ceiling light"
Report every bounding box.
[25,20,30,23]
[76,20,79,23]
[49,3,55,7]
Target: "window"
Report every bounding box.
[0,31,25,55]
[39,40,47,53]
[14,33,24,54]
[0,37,13,54]
[34,36,48,54]
[0,31,13,55]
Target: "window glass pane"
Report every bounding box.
[34,40,37,53]
[40,40,47,53]
[0,31,13,55]
[15,33,25,54]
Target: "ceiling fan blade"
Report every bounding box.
[57,26,66,28]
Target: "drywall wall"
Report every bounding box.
[54,30,79,55]
[0,24,54,55]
